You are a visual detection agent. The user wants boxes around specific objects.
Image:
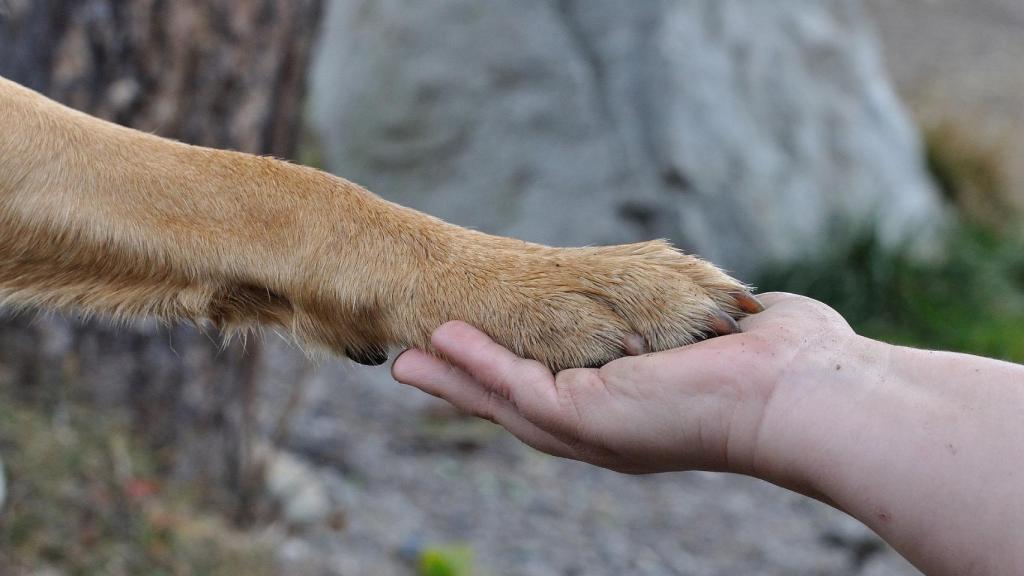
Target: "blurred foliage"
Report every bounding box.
[925,122,1013,230]
[758,226,1024,362]
[418,545,476,576]
[0,391,274,576]
[760,123,1024,363]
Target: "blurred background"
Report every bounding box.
[0,0,1021,574]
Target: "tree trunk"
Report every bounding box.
[0,0,323,523]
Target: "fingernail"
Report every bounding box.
[390,348,412,381]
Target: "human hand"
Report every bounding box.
[391,293,858,476]
[394,293,1024,576]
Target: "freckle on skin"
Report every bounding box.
[835,364,841,371]
[947,443,958,455]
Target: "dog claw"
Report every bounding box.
[732,291,765,314]
[709,309,741,336]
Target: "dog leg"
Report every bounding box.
[0,76,759,371]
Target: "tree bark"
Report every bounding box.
[0,0,323,522]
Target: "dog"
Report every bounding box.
[0,75,760,372]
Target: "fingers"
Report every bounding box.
[428,321,565,425]
[737,292,854,339]
[750,291,799,307]
[741,292,831,317]
[391,348,456,399]
[391,347,577,458]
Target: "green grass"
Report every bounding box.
[418,545,476,576]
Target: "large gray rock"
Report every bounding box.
[310,0,945,278]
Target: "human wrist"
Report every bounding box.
[748,332,898,501]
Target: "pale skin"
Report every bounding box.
[392,292,1024,576]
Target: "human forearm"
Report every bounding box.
[761,338,1024,575]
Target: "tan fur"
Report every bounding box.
[0,75,751,371]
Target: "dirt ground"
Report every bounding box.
[867,0,1024,206]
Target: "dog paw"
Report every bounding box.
[427,239,761,371]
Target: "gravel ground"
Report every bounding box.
[254,343,920,576]
[867,0,1024,203]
